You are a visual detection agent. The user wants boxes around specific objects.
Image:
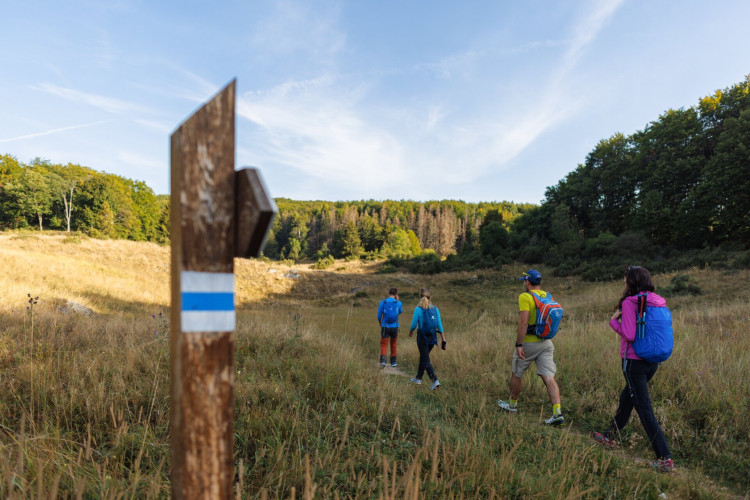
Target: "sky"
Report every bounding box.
[1,1,749,204]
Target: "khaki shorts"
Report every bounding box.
[512,340,556,377]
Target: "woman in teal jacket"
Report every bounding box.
[409,288,446,390]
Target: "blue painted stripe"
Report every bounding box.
[181,292,235,311]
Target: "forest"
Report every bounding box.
[1,77,748,278]
[0,156,169,242]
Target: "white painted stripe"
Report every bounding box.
[181,311,236,332]
[181,271,235,293]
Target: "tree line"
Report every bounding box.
[501,76,750,279]
[0,156,169,242]
[3,76,747,279]
[265,199,534,265]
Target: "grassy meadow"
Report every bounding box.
[1,232,748,499]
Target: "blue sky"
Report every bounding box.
[1,1,749,203]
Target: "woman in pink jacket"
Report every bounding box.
[594,266,674,472]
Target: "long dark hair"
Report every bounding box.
[616,266,655,310]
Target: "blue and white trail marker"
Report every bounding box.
[180,271,235,332]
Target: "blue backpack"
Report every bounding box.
[382,300,399,325]
[419,306,439,345]
[528,291,563,340]
[632,293,674,363]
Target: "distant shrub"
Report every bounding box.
[377,263,398,274]
[62,232,87,244]
[660,274,702,296]
[353,290,368,298]
[360,251,381,262]
[281,259,295,267]
[10,230,38,241]
[313,255,335,270]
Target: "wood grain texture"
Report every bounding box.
[235,167,278,258]
[170,80,236,499]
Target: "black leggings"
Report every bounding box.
[608,359,671,459]
[416,337,437,381]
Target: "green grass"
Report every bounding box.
[1,235,748,498]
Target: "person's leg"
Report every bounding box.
[629,361,672,459]
[535,342,560,410]
[509,374,522,399]
[540,375,560,405]
[606,359,635,438]
[424,344,437,381]
[380,327,388,364]
[390,329,398,365]
[416,338,428,379]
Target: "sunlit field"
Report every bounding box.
[1,232,748,498]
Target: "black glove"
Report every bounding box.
[441,340,446,350]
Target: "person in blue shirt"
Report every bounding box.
[377,287,403,367]
[409,288,446,390]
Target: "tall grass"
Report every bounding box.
[1,233,747,498]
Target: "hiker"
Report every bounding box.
[377,287,403,367]
[498,269,565,425]
[408,288,446,390]
[594,266,674,472]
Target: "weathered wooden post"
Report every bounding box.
[170,80,276,499]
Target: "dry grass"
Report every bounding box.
[1,232,748,498]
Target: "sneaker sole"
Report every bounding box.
[496,401,517,413]
[545,419,566,426]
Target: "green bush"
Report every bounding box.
[659,274,702,296]
[313,255,335,270]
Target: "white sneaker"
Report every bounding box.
[410,378,421,385]
[391,362,398,367]
[497,399,518,413]
[430,380,440,390]
[544,414,565,426]
[380,362,386,368]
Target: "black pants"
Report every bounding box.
[416,337,437,381]
[608,359,671,459]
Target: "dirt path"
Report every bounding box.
[380,364,410,377]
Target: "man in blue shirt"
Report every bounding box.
[377,287,403,367]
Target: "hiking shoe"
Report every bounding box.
[410,378,421,385]
[430,380,440,390]
[593,432,617,448]
[380,362,386,368]
[391,362,398,367]
[544,414,565,426]
[651,458,675,473]
[497,399,518,413]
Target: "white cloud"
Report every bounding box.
[249,0,345,63]
[235,0,625,200]
[238,77,404,191]
[135,118,173,134]
[0,120,109,144]
[33,83,149,115]
[117,151,164,170]
[414,50,481,80]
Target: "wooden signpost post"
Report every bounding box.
[170,80,277,499]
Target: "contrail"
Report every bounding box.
[0,120,109,144]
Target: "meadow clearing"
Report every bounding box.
[1,232,748,499]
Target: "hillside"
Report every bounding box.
[1,233,748,498]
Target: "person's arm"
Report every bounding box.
[435,307,446,343]
[409,308,419,336]
[377,300,383,326]
[398,301,403,315]
[610,300,637,341]
[516,310,529,360]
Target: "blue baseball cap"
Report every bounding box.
[518,269,542,284]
